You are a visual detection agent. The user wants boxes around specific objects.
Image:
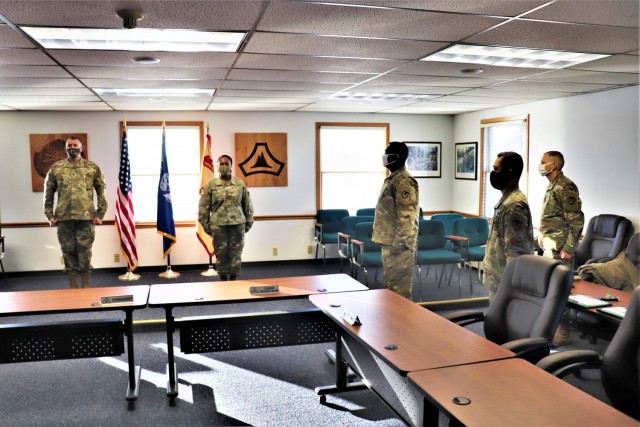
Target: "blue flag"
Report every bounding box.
[157,125,176,257]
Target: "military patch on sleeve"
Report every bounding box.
[397,181,416,205]
[563,190,580,212]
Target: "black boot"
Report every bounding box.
[229,274,237,281]
[219,274,228,281]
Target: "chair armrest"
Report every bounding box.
[502,337,551,363]
[314,223,323,240]
[536,349,602,378]
[586,256,615,265]
[446,235,469,242]
[338,232,350,239]
[441,310,485,327]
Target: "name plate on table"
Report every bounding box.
[249,285,280,295]
[100,295,134,306]
[597,306,627,319]
[341,308,362,326]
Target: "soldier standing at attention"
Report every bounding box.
[372,141,420,299]
[483,151,534,301]
[537,150,584,346]
[44,136,107,288]
[198,155,254,281]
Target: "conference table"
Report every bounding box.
[569,279,631,323]
[310,289,515,425]
[408,358,639,426]
[148,274,368,399]
[0,285,150,402]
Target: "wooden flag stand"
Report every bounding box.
[201,255,218,277]
[159,254,180,279]
[118,267,140,281]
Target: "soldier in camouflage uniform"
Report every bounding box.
[537,151,584,346]
[372,142,420,300]
[198,155,254,281]
[44,137,107,288]
[484,152,533,300]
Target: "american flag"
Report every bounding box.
[196,126,215,257]
[114,122,138,270]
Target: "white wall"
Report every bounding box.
[452,86,640,234]
[0,110,452,272]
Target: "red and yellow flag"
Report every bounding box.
[196,125,215,257]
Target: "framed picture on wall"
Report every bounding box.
[454,142,478,180]
[405,142,441,178]
[29,133,89,191]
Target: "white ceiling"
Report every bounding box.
[0,0,637,114]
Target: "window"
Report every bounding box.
[316,123,389,214]
[124,121,203,223]
[479,115,529,218]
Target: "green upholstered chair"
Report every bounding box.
[415,220,462,300]
[351,222,383,286]
[337,216,374,276]
[450,217,490,287]
[314,209,350,267]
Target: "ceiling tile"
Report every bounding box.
[258,1,505,41]
[0,0,263,30]
[221,80,350,91]
[369,74,497,87]
[345,84,465,95]
[0,95,99,102]
[80,79,221,89]
[0,87,94,95]
[461,88,574,99]
[67,66,228,80]
[227,69,376,84]
[394,61,544,80]
[245,32,448,60]
[215,89,329,98]
[0,77,83,87]
[213,96,319,104]
[0,25,36,48]
[0,64,70,77]
[321,0,550,17]
[48,50,237,67]
[235,53,407,73]
[0,48,56,65]
[568,54,640,73]
[523,0,639,27]
[209,103,301,111]
[488,79,619,93]
[466,19,639,54]
[521,69,639,85]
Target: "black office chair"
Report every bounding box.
[537,286,640,420]
[442,255,573,363]
[573,214,633,270]
[314,209,350,268]
[572,232,640,343]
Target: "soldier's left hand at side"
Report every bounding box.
[93,218,102,225]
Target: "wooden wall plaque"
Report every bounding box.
[29,133,88,192]
[235,133,288,187]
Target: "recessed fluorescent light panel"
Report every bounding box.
[20,26,245,52]
[421,44,609,69]
[329,93,438,101]
[94,88,214,97]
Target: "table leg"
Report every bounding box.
[315,331,366,402]
[165,307,178,398]
[124,309,141,402]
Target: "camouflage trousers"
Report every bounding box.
[211,224,245,276]
[381,246,415,300]
[57,220,95,275]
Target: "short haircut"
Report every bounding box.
[65,136,82,145]
[387,141,408,162]
[497,151,524,180]
[218,155,233,165]
[544,150,565,169]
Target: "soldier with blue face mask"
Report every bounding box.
[372,141,420,300]
[44,136,107,288]
[537,150,584,346]
[198,155,254,281]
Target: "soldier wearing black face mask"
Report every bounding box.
[372,141,420,299]
[483,151,534,300]
[44,136,107,288]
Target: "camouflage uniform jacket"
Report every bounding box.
[44,158,107,221]
[539,172,584,255]
[484,187,534,292]
[199,176,254,232]
[372,166,419,250]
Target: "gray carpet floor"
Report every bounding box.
[0,259,614,426]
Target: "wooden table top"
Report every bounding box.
[408,358,638,426]
[148,274,368,307]
[570,279,631,321]
[309,289,514,375]
[0,285,150,316]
